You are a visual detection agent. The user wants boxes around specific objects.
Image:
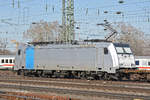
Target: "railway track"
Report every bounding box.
[0,77,150,100]
[0,91,41,100]
[1,75,150,89]
[0,78,150,91]
[1,71,150,99]
[0,83,149,100]
[0,90,77,100]
[2,74,150,86]
[2,70,150,85]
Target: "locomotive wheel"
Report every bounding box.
[17,70,24,76]
[103,73,111,80]
[130,74,140,81]
[146,74,150,81]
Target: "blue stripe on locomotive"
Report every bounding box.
[25,46,34,69]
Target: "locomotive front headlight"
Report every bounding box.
[119,63,123,66]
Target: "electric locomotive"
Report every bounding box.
[14,40,136,80]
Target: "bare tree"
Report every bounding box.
[112,22,145,56]
[0,38,11,55]
[24,20,62,42]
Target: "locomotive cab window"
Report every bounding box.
[104,48,108,54]
[135,60,139,65]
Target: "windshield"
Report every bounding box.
[116,47,124,53]
[113,43,132,54]
[124,47,132,54]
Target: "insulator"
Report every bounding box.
[118,0,124,4]
[116,11,122,14]
[18,0,20,8]
[46,4,48,12]
[12,0,14,8]
[97,9,100,16]
[86,8,88,15]
[52,6,55,13]
[104,11,108,14]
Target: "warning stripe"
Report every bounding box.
[138,67,150,69]
[0,64,14,66]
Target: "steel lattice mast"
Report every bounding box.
[62,0,74,42]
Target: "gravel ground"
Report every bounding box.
[0,70,149,100]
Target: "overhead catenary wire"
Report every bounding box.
[0,0,150,45]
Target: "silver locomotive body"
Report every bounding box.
[15,42,135,75]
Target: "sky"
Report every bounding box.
[0,0,150,50]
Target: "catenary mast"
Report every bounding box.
[62,0,75,42]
